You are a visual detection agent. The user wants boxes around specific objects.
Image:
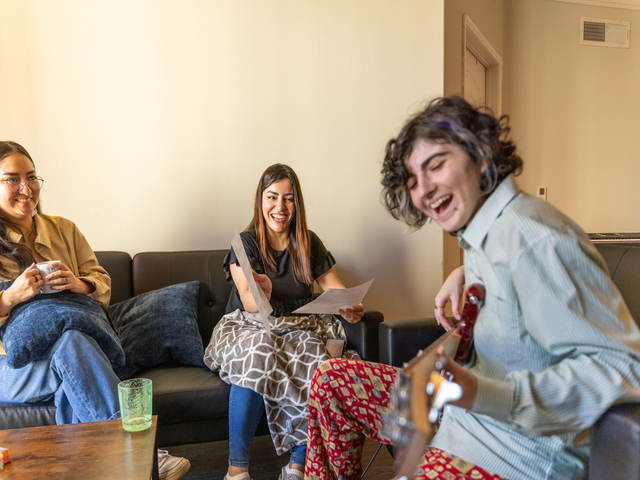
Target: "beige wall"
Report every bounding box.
[0,0,445,321]
[509,0,640,233]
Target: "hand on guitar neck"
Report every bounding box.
[434,283,485,410]
[434,265,466,331]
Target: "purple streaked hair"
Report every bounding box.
[380,96,523,230]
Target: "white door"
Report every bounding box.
[464,47,486,107]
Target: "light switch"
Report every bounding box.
[537,187,547,201]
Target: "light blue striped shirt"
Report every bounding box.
[432,176,640,480]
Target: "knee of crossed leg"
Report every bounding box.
[53,330,104,364]
[312,358,346,394]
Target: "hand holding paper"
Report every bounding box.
[292,279,374,316]
[251,271,273,299]
[231,231,273,335]
[338,303,365,324]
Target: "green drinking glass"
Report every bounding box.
[118,378,153,432]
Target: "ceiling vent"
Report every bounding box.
[581,17,630,48]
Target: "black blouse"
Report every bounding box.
[223,230,336,317]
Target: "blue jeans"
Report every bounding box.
[229,384,307,467]
[0,330,121,424]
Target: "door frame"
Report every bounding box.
[463,14,503,116]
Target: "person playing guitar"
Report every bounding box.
[303,97,640,480]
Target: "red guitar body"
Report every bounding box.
[454,283,485,364]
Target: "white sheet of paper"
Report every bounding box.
[292,279,374,315]
[231,231,273,335]
[325,339,345,358]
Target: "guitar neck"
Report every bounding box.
[404,328,459,374]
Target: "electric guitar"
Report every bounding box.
[383,284,485,479]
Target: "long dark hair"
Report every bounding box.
[381,96,523,229]
[0,141,39,278]
[246,164,313,285]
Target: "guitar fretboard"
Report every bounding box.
[403,328,456,372]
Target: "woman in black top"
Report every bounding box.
[204,164,363,480]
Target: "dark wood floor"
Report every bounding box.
[167,435,395,480]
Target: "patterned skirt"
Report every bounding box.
[203,309,358,455]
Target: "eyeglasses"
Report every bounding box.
[0,176,45,193]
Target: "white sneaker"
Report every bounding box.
[223,472,252,480]
[157,450,191,480]
[278,466,304,480]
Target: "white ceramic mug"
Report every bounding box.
[35,260,62,294]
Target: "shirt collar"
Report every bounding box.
[6,224,22,244]
[6,214,52,251]
[458,175,520,251]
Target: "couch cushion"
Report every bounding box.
[131,251,232,346]
[135,364,232,425]
[0,401,56,430]
[109,281,205,379]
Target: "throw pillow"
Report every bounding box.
[108,281,205,379]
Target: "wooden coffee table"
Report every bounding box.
[0,416,159,479]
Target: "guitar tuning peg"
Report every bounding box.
[434,354,447,371]
[428,407,441,424]
[426,382,435,396]
[427,371,443,394]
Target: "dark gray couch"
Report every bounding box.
[379,243,640,480]
[0,250,384,447]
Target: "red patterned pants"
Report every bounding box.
[304,358,506,480]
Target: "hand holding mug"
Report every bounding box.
[4,264,42,305]
[46,262,93,295]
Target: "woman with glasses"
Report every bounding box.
[0,140,121,424]
[0,140,190,479]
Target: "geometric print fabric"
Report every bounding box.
[204,309,358,455]
[304,358,506,480]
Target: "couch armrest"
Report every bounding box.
[339,306,384,363]
[590,403,640,480]
[379,317,446,367]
